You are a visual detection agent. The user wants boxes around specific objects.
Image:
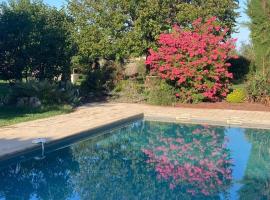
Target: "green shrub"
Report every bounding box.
[8,80,79,106]
[145,79,177,106]
[80,62,116,96]
[228,55,251,82]
[246,73,270,105]
[226,88,247,103]
[111,79,145,103]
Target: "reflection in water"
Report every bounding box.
[239,129,270,200]
[142,125,232,197]
[0,121,269,200]
[0,148,79,200]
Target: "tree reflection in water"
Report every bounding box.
[71,121,233,200]
[239,129,270,200]
[0,148,79,200]
[3,121,270,200]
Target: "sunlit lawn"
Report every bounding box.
[0,105,73,127]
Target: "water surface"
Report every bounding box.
[0,121,269,200]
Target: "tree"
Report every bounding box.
[146,17,238,103]
[247,0,270,73]
[67,0,239,66]
[0,0,76,81]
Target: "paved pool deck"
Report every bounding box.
[1,102,270,161]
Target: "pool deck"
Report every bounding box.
[1,102,270,161]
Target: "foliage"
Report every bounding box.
[239,43,256,72]
[0,105,73,127]
[146,17,238,103]
[112,79,145,103]
[247,0,270,72]
[226,88,247,103]
[246,73,270,106]
[0,0,76,81]
[67,0,238,64]
[79,61,117,96]
[8,80,80,105]
[145,79,177,106]
[228,56,251,82]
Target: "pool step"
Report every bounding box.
[227,117,243,125]
[176,114,192,121]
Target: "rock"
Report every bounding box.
[17,97,41,108]
[124,57,146,77]
[125,62,139,77]
[16,97,29,107]
[29,97,41,108]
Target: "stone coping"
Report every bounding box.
[1,102,270,163]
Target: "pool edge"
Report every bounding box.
[145,115,270,130]
[0,113,144,165]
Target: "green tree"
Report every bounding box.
[67,0,239,66]
[0,0,76,81]
[247,0,270,73]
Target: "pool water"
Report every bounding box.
[0,121,270,200]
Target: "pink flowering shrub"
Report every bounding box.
[142,126,233,197]
[146,17,238,102]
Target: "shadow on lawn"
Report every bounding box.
[0,105,73,127]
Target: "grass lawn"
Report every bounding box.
[0,80,74,127]
[0,105,74,127]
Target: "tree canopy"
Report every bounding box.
[0,0,76,81]
[247,0,270,73]
[67,0,239,66]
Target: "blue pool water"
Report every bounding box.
[0,121,270,200]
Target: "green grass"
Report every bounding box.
[0,105,74,127]
[232,83,246,90]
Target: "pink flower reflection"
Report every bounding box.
[142,127,233,196]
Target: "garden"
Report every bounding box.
[0,0,270,126]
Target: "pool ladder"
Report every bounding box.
[32,138,47,160]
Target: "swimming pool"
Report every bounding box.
[0,120,269,200]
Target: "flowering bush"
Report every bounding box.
[146,17,238,102]
[142,126,233,197]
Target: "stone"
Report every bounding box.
[16,97,41,108]
[29,97,41,108]
[125,62,139,77]
[16,97,29,107]
[124,57,146,77]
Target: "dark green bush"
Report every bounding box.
[8,80,79,106]
[80,62,117,97]
[228,55,251,82]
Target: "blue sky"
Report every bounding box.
[42,0,66,8]
[1,0,250,49]
[232,0,250,49]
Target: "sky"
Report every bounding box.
[1,0,250,49]
[232,0,251,49]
